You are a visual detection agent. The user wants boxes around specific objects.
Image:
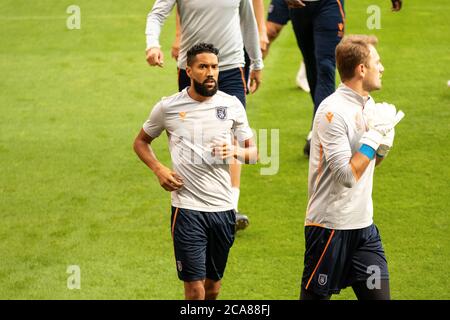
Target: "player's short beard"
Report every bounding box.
[193,77,218,97]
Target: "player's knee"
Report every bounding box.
[185,283,205,300]
[204,280,221,300]
[205,288,220,300]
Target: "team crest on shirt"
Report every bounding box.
[216,106,228,120]
[318,274,328,286]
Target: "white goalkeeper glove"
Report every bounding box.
[375,107,405,157]
[360,102,398,150]
[376,128,395,157]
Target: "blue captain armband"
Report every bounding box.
[359,144,376,160]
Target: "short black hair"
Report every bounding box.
[186,43,219,66]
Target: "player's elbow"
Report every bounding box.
[133,137,140,155]
[334,168,357,188]
[133,136,146,155]
[341,179,355,188]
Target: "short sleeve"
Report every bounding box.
[143,101,165,138]
[231,98,253,142]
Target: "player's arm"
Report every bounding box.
[252,0,269,54]
[363,104,403,168]
[145,0,177,67]
[212,100,258,164]
[171,9,181,61]
[318,112,374,187]
[317,112,358,187]
[212,137,258,164]
[133,129,183,192]
[239,0,264,93]
[235,138,258,164]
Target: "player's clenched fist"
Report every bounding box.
[154,165,183,191]
[146,47,164,67]
[211,140,237,160]
[361,102,404,151]
[364,102,397,135]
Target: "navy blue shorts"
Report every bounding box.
[178,67,247,108]
[302,224,389,296]
[267,0,290,25]
[171,206,236,282]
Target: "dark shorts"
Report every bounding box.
[178,67,247,108]
[302,224,389,296]
[171,206,236,282]
[267,0,290,25]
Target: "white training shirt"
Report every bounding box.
[306,84,377,230]
[143,88,253,212]
[145,0,263,71]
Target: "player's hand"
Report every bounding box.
[285,0,306,8]
[146,47,164,67]
[259,32,269,55]
[154,165,183,191]
[171,40,180,60]
[171,45,180,60]
[391,0,402,11]
[249,69,262,94]
[361,102,398,150]
[211,140,237,160]
[364,102,398,135]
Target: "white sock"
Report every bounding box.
[231,187,240,211]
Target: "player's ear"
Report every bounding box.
[186,65,192,78]
[355,64,365,78]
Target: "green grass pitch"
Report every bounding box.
[0,0,449,299]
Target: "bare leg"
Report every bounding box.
[204,279,221,300]
[184,280,205,300]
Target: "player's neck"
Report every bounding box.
[187,86,213,103]
[343,80,369,98]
